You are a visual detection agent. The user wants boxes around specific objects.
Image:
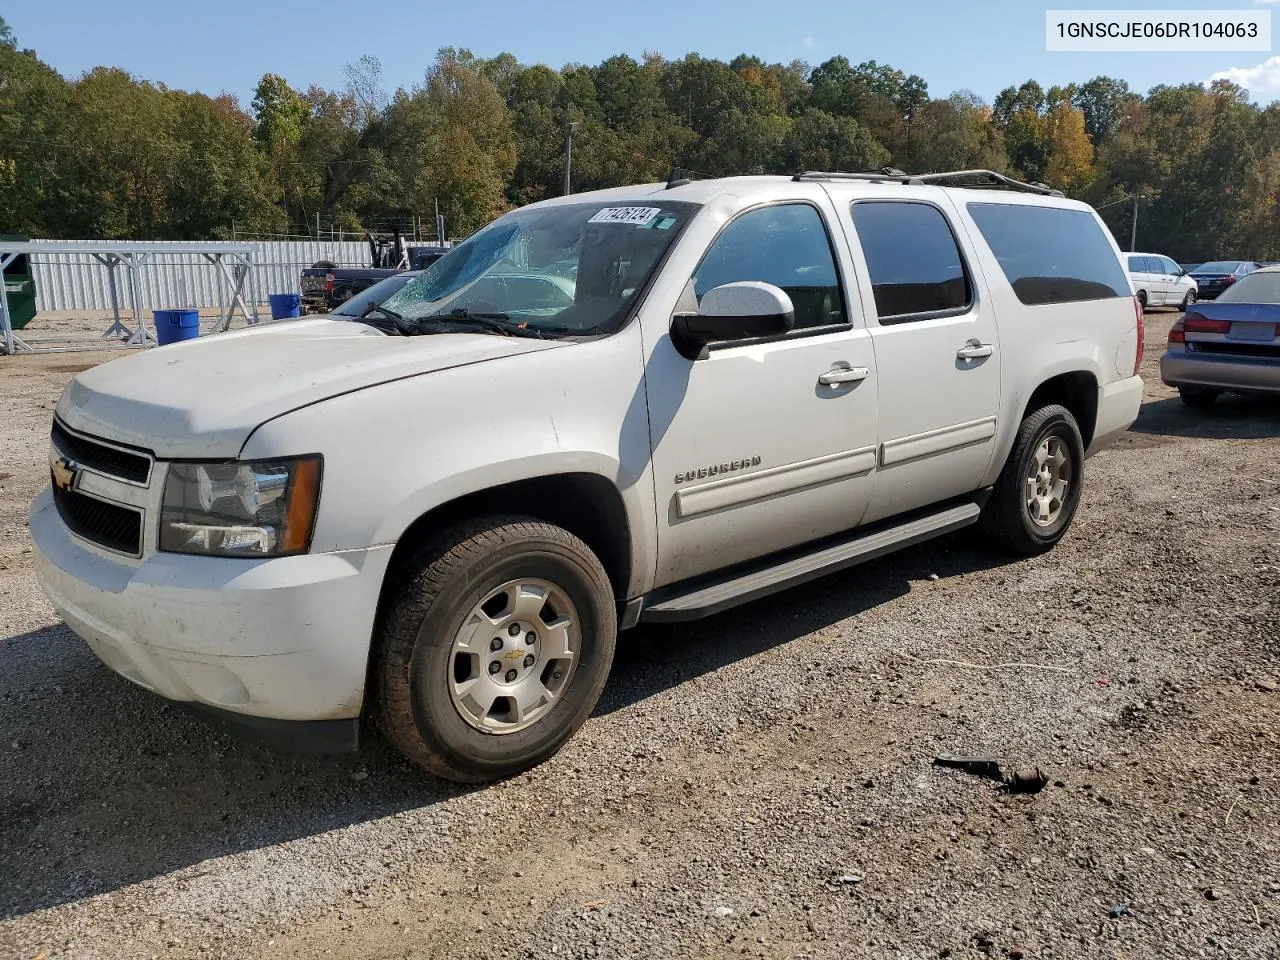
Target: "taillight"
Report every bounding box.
[1168,318,1185,344]
[1184,314,1231,335]
[1224,274,1237,285]
[324,272,335,292]
[1132,295,1144,375]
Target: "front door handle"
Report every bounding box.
[956,340,993,360]
[818,365,869,385]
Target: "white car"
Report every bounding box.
[1126,251,1198,311]
[31,170,1144,782]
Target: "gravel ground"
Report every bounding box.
[1,310,1278,960]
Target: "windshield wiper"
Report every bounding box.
[353,302,418,336]
[416,308,548,339]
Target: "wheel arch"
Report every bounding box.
[1021,370,1100,450]
[362,471,634,720]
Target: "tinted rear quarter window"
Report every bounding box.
[966,202,1130,306]
[850,201,971,322]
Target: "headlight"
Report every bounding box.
[159,456,322,557]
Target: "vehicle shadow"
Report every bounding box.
[596,530,1010,716]
[0,532,1011,921]
[0,625,469,921]
[1129,394,1280,441]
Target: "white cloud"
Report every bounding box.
[802,36,815,48]
[1208,56,1280,91]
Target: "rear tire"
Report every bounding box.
[983,404,1085,557]
[1136,290,1148,311]
[1178,386,1219,409]
[374,516,617,783]
[1181,290,1197,311]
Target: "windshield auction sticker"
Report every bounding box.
[1046,9,1271,51]
[588,207,662,226]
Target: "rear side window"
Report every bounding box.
[1126,255,1145,272]
[850,201,972,322]
[966,202,1130,306]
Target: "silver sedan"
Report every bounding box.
[1160,265,1280,408]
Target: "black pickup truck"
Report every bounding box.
[300,234,448,313]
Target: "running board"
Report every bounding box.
[638,500,982,623]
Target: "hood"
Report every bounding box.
[56,317,567,458]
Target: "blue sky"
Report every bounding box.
[9,0,1280,106]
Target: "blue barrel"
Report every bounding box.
[268,292,302,319]
[152,309,200,346]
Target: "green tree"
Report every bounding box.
[783,109,889,173]
[63,68,177,237]
[0,43,73,235]
[905,92,1005,173]
[251,73,307,152]
[167,92,280,238]
[1073,76,1132,149]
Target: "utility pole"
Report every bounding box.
[563,121,582,196]
[1130,194,1139,251]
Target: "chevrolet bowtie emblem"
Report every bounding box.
[51,456,78,491]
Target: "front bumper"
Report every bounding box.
[1160,348,1280,396]
[30,487,394,746]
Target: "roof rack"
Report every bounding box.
[792,167,1064,197]
[793,168,923,184]
[912,169,1064,197]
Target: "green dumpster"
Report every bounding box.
[0,237,35,331]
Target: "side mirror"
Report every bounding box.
[670,281,795,360]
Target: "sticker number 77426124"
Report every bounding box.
[587,206,662,226]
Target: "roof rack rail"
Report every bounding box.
[793,168,923,184]
[793,167,1064,197]
[911,169,1064,197]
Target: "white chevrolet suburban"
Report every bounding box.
[30,169,1144,782]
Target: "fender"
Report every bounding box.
[239,325,660,597]
[984,344,1105,487]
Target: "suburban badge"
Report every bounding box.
[674,456,762,484]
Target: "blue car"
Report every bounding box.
[1161,265,1280,407]
[1186,260,1262,300]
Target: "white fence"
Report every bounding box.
[28,240,372,312]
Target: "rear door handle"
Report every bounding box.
[818,365,869,385]
[956,341,993,360]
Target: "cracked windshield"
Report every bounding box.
[379,200,698,334]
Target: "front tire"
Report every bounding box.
[1181,289,1197,311]
[374,517,617,783]
[983,404,1085,556]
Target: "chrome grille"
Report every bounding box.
[51,421,152,484]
